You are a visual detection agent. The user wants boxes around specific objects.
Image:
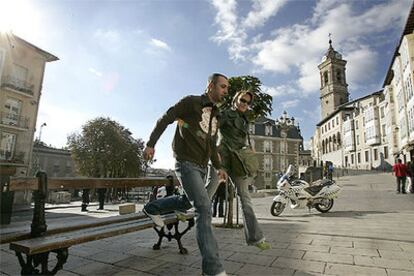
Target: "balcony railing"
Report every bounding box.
[0,112,29,129]
[0,149,25,164]
[1,75,34,96]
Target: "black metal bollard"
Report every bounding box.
[81,189,90,212]
[0,175,14,225]
[31,171,48,237]
[97,188,106,210]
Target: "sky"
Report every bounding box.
[0,0,412,169]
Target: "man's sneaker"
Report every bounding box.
[142,208,164,228]
[255,241,271,250]
[175,211,187,222]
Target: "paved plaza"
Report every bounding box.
[1,173,414,275]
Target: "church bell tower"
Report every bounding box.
[318,37,349,119]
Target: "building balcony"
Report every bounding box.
[365,135,381,146]
[344,144,355,152]
[0,150,25,165]
[0,112,29,129]
[1,75,34,96]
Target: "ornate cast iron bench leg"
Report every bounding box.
[152,218,195,254]
[15,248,68,275]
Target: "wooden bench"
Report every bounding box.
[5,172,195,275]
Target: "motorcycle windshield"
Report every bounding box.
[277,174,288,185]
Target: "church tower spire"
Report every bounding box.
[318,34,349,119]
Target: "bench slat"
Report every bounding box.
[10,213,195,255]
[10,177,179,191]
[1,212,147,244]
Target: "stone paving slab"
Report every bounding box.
[329,246,380,257]
[324,263,387,275]
[303,251,353,265]
[354,255,414,271]
[271,256,326,274]
[387,268,414,276]
[236,263,295,275]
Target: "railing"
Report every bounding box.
[0,150,25,164]
[0,112,29,129]
[1,75,34,96]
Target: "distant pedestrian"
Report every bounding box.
[327,163,334,180]
[212,181,226,217]
[392,159,408,194]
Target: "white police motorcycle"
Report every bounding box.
[270,165,341,216]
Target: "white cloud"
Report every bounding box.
[262,84,298,98]
[345,46,378,86]
[281,99,299,109]
[303,105,322,123]
[243,0,287,29]
[88,67,102,77]
[210,0,249,61]
[298,60,322,93]
[93,29,122,52]
[150,38,172,51]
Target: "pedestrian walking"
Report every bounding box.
[142,73,229,276]
[392,159,408,194]
[328,163,334,180]
[207,90,270,250]
[212,181,226,217]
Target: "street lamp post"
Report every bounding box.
[38,123,47,142]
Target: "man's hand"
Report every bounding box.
[217,169,228,183]
[144,146,155,161]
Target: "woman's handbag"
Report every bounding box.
[236,147,259,176]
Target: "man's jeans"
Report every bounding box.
[206,167,265,245]
[396,176,406,193]
[144,161,224,275]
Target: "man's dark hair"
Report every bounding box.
[398,159,402,163]
[208,73,228,85]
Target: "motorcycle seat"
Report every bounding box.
[304,180,333,196]
[304,185,324,196]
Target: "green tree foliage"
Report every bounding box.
[67,117,144,178]
[220,75,273,120]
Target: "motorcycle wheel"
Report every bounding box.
[315,199,334,213]
[270,201,285,216]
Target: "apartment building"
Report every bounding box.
[0,33,58,177]
[250,111,304,189]
[32,141,77,177]
[383,6,414,162]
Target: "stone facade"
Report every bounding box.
[32,141,77,177]
[0,33,58,177]
[250,112,304,189]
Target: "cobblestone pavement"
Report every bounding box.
[1,173,413,275]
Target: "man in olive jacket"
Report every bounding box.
[143,73,228,276]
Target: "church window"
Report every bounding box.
[323,71,328,85]
[336,70,342,82]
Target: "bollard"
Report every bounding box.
[31,171,48,237]
[81,189,90,212]
[0,175,14,225]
